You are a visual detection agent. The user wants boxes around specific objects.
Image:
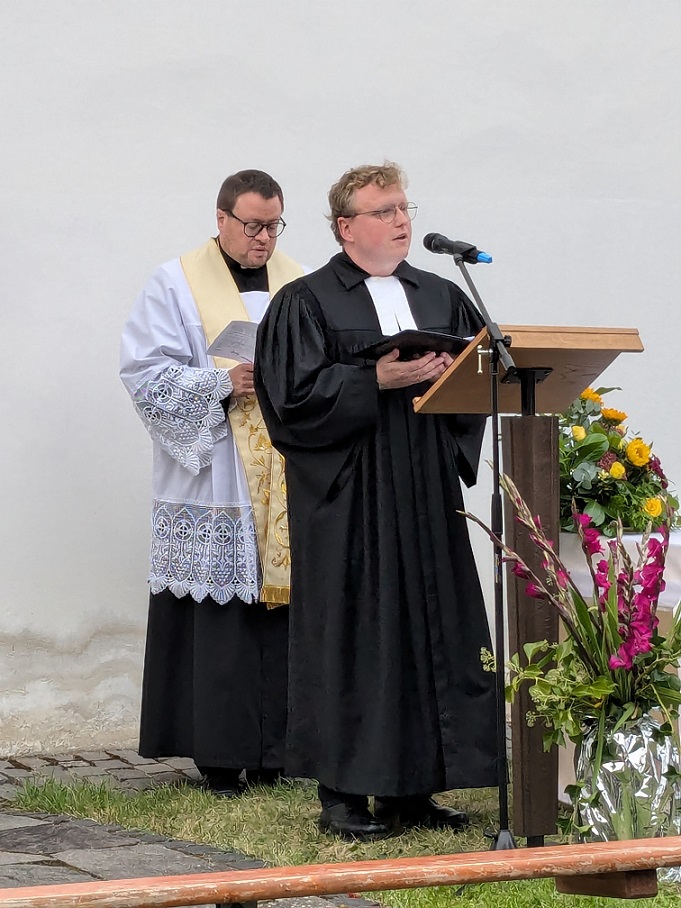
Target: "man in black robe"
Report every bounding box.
[255,163,497,839]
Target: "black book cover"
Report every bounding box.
[359,329,471,361]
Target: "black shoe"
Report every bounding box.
[318,803,393,841]
[375,796,469,831]
[245,767,284,787]
[200,770,244,799]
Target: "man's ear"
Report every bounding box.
[216,209,226,230]
[337,217,353,244]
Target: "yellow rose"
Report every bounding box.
[601,407,627,425]
[643,497,663,519]
[571,425,587,441]
[580,387,603,405]
[626,438,651,467]
[609,462,626,480]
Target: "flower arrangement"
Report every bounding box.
[470,474,681,751]
[559,387,678,536]
[467,474,681,838]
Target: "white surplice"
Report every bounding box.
[120,258,274,605]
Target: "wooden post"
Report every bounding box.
[502,415,560,840]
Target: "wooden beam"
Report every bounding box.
[0,837,679,907]
[502,415,560,839]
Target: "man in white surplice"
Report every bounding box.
[120,170,304,796]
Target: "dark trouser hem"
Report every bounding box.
[375,793,433,809]
[196,766,242,786]
[318,783,369,811]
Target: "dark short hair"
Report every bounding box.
[216,170,284,212]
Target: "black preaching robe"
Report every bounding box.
[255,252,497,797]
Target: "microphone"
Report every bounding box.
[423,233,493,264]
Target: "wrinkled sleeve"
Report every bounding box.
[119,268,233,476]
[444,282,488,487]
[255,282,378,453]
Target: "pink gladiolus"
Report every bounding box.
[595,561,610,589]
[646,538,664,559]
[609,649,633,670]
[511,561,531,580]
[573,513,591,528]
[525,582,546,599]
[582,527,603,556]
[556,569,569,589]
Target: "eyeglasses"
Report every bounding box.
[343,202,418,224]
[223,210,287,238]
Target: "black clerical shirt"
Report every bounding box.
[215,238,268,292]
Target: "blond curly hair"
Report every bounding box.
[327,162,406,244]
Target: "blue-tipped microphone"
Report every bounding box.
[423,232,493,264]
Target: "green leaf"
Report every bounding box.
[523,640,549,662]
[594,386,621,395]
[575,436,609,459]
[656,687,681,704]
[564,783,584,799]
[612,702,636,732]
[584,500,606,526]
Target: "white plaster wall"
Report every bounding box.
[1,1,679,753]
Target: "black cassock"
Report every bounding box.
[255,252,497,798]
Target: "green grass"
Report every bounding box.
[15,779,681,907]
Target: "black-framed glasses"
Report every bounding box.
[343,202,418,224]
[223,210,287,238]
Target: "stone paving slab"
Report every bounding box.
[0,810,381,908]
[0,862,98,887]
[0,750,382,908]
[10,756,51,770]
[53,842,247,878]
[0,815,47,831]
[0,852,46,866]
[0,821,140,854]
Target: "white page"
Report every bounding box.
[206,320,258,363]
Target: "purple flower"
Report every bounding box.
[649,454,668,489]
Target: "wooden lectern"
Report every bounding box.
[414,325,644,841]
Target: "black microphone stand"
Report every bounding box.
[451,253,517,851]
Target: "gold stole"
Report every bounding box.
[180,239,304,606]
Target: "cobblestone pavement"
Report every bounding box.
[0,749,204,801]
[0,751,379,908]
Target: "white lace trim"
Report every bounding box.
[149,500,261,604]
[132,365,232,475]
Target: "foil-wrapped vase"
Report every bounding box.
[575,714,681,882]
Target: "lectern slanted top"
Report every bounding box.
[413,325,643,416]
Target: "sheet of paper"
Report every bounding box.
[206,320,258,363]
